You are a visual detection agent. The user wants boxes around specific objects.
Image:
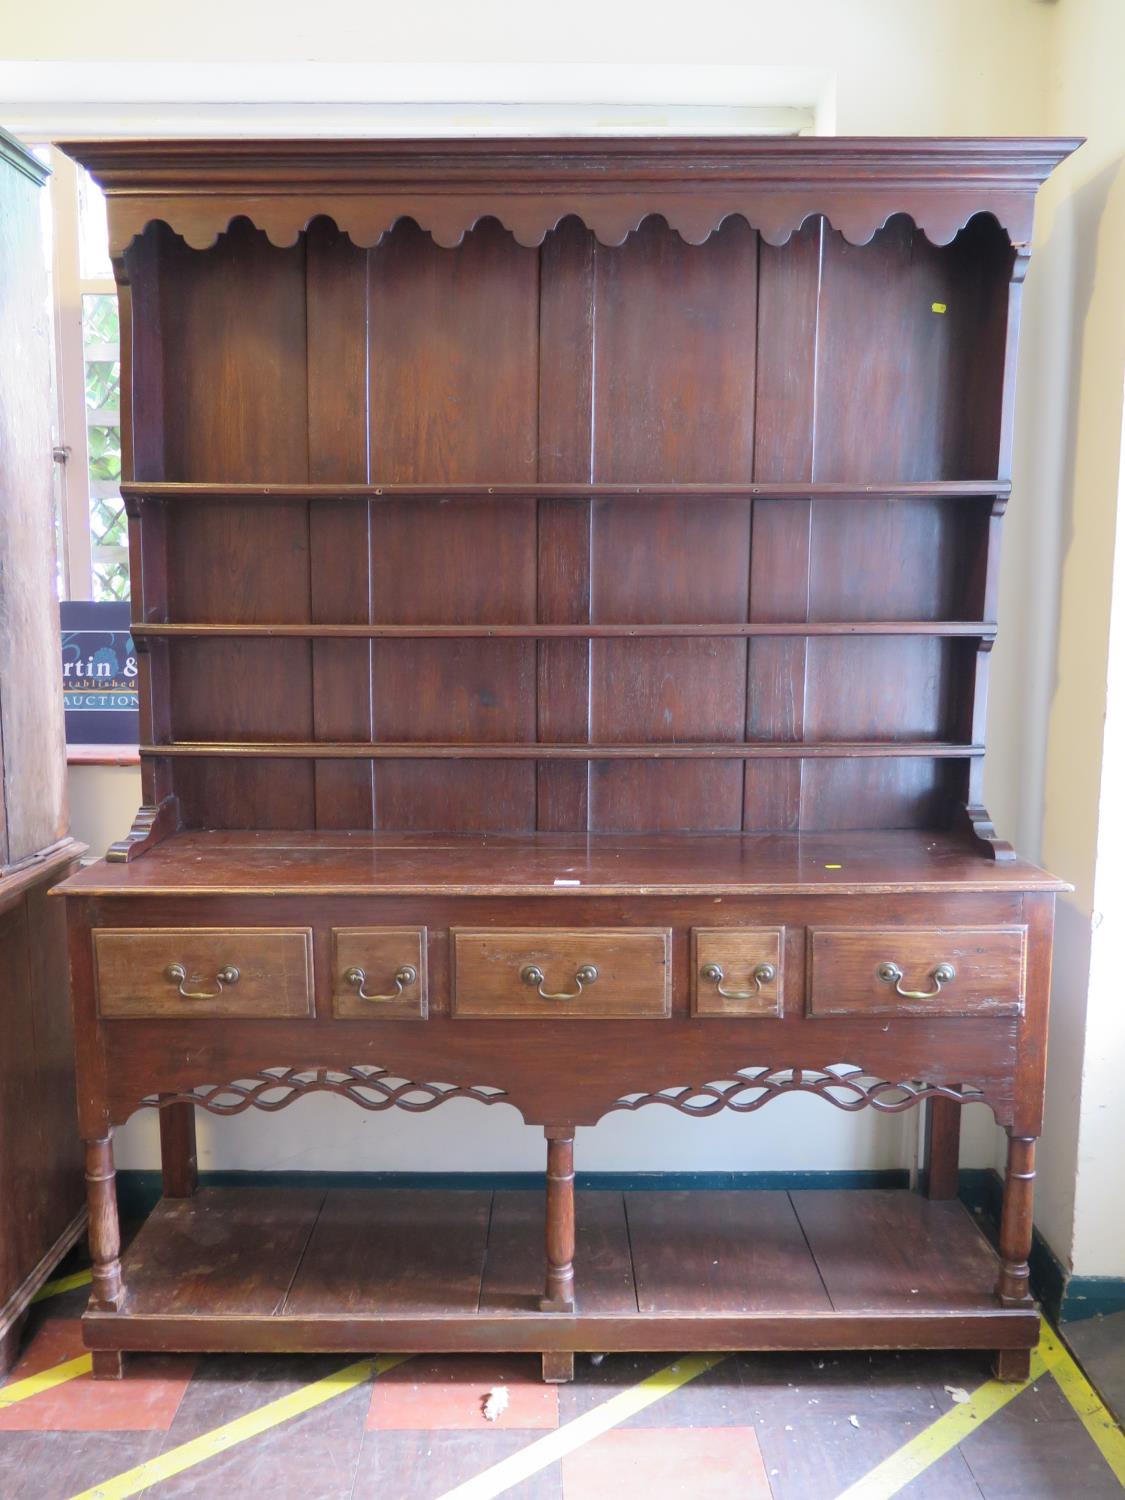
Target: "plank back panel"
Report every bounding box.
[766,217,1011,835]
[119,183,1024,841]
[588,219,758,830]
[160,222,313,828]
[367,220,540,829]
[745,220,822,831]
[536,219,596,832]
[306,218,375,829]
[813,217,1008,483]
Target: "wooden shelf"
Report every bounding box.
[82,1186,1037,1358]
[141,740,985,760]
[132,621,998,642]
[121,480,1011,504]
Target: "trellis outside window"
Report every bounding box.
[42,147,129,602]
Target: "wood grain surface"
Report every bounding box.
[807,925,1027,1017]
[451,927,671,1019]
[94,927,314,1018]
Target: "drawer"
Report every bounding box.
[94,928,314,1018]
[333,928,428,1020]
[807,927,1026,1017]
[451,928,671,1019]
[692,927,784,1017]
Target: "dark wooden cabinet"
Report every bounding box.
[56,136,1077,1383]
[0,128,86,1371]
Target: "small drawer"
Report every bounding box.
[692,927,784,1017]
[452,928,671,1019]
[94,928,314,1018]
[333,928,428,1020]
[807,927,1026,1017]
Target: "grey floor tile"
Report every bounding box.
[959,1373,1123,1499]
[1064,1310,1125,1426]
[0,1430,165,1500]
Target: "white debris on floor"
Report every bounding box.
[481,1386,510,1422]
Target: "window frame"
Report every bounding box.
[41,145,127,602]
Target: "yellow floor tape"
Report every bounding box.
[0,1318,1108,1499]
[32,1269,93,1303]
[1045,1327,1125,1487]
[68,1353,409,1500]
[433,1354,727,1500]
[838,1321,1125,1498]
[0,1354,93,1409]
[835,1346,1052,1500]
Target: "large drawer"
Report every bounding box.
[807,927,1026,1017]
[451,928,671,1018]
[94,928,314,1019]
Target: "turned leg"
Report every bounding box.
[87,1135,123,1310]
[86,1136,126,1378]
[923,1095,961,1200]
[996,1134,1036,1304]
[159,1100,198,1198]
[540,1129,576,1313]
[542,1351,575,1383]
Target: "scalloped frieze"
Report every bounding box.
[109,196,1029,259]
[71,138,1081,259]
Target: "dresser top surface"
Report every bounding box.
[56,830,1067,899]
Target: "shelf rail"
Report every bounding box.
[121,480,1012,505]
[132,621,998,641]
[139,740,986,760]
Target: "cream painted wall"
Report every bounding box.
[2,1,1053,139]
[1027,0,1125,1279]
[33,1,1124,1279]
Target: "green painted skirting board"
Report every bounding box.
[114,1167,910,1220]
[959,1167,1125,1325]
[111,1167,1125,1325]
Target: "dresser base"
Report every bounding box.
[82,1186,1038,1379]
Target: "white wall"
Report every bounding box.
[25,1,1124,1279]
[1026,0,1125,1280]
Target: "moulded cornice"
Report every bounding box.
[61,136,1083,256]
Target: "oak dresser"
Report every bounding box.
[55,136,1076,1383]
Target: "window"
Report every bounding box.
[43,148,128,601]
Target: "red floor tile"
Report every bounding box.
[1,1318,85,1381]
[367,1354,559,1431]
[561,1426,771,1500]
[0,1320,195,1432]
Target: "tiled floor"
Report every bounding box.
[1,1257,1122,1499]
[1065,1310,1125,1427]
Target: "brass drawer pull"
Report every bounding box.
[520,963,598,1001]
[700,961,776,999]
[876,960,956,999]
[344,964,418,1003]
[165,962,240,1000]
